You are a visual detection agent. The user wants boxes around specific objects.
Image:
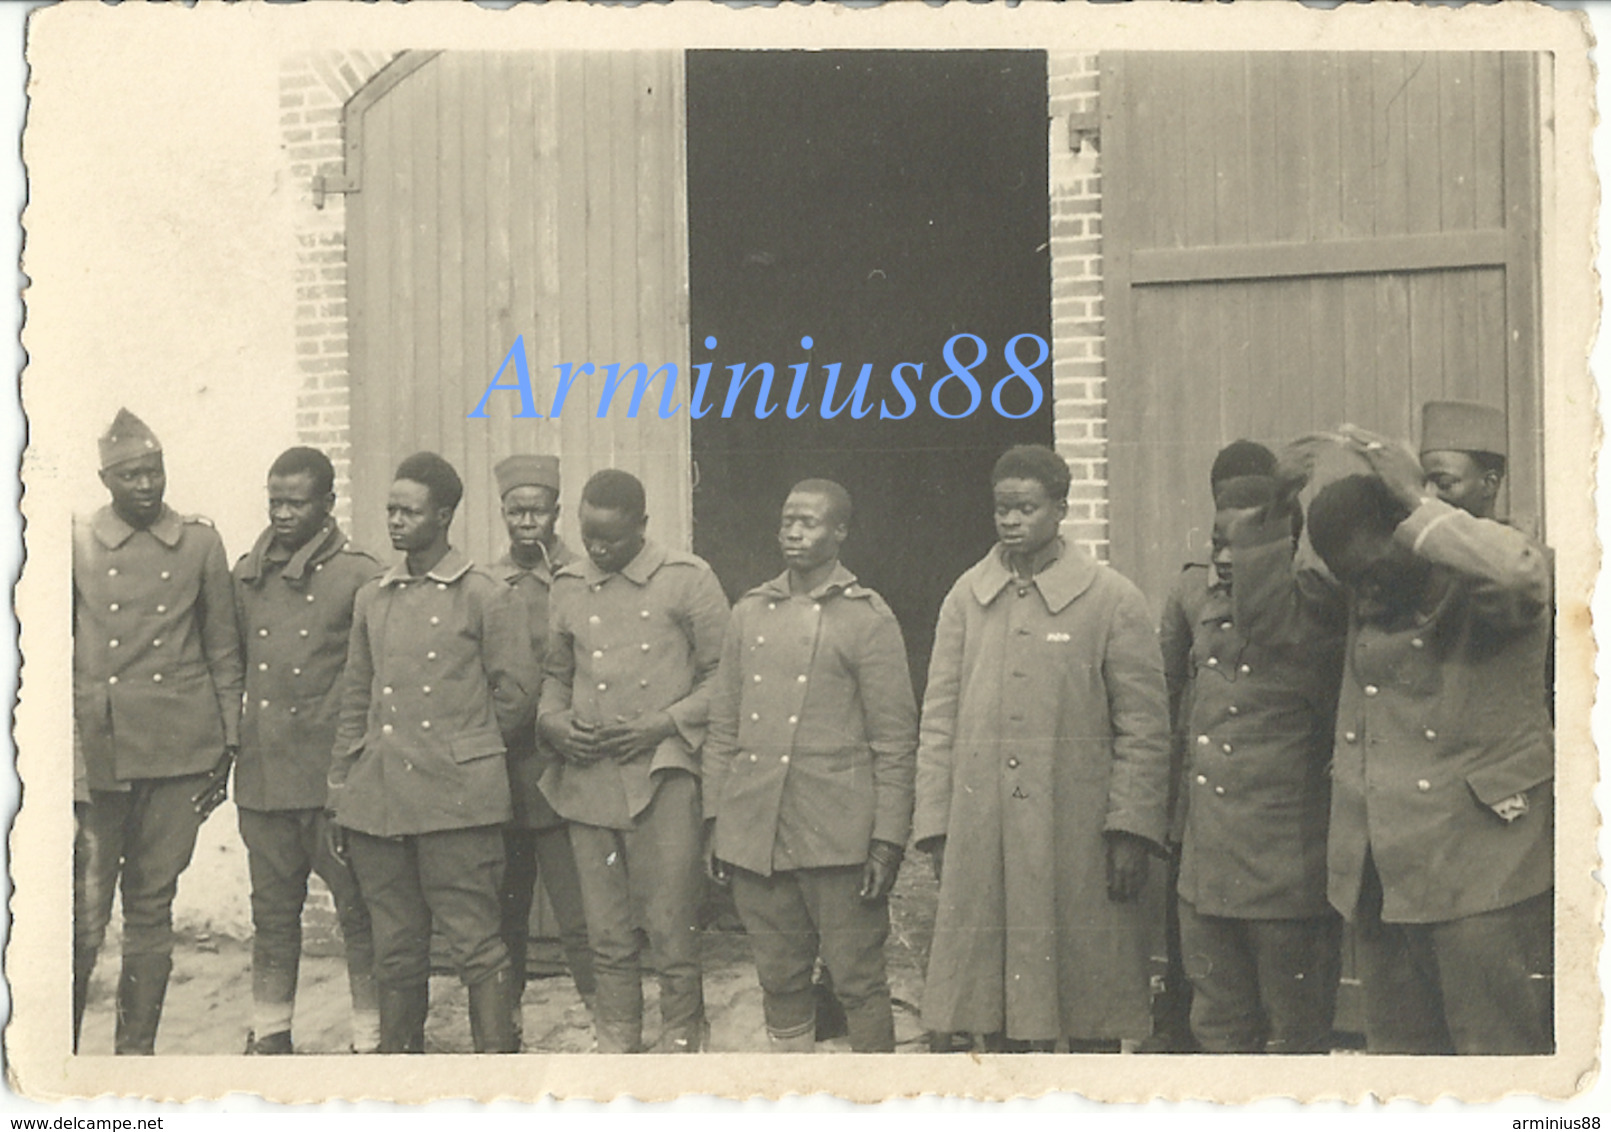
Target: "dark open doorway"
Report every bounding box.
[685,50,1053,688]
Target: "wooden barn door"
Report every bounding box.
[341,50,692,567]
[1102,52,1540,610]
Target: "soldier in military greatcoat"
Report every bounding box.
[73,409,244,1054]
[704,479,917,1052]
[489,454,596,1044]
[328,452,540,1053]
[232,446,380,1055]
[537,469,730,1053]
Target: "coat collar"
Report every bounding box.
[379,545,474,588]
[969,537,1098,614]
[749,561,864,603]
[237,519,347,586]
[562,538,667,588]
[495,536,575,585]
[92,503,182,550]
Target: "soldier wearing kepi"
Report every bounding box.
[538,469,730,1053]
[232,447,381,1055]
[490,454,596,1042]
[1174,470,1345,1053]
[704,479,917,1053]
[328,452,540,1053]
[73,409,244,1054]
[1238,427,1554,1054]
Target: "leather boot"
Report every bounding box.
[113,954,172,1056]
[467,969,518,1054]
[73,945,99,1054]
[377,983,429,1054]
[767,1027,817,1053]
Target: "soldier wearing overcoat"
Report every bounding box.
[704,480,917,1052]
[538,469,730,1053]
[329,452,539,1053]
[488,453,596,1038]
[1237,431,1553,1055]
[231,446,380,1055]
[73,409,244,1054]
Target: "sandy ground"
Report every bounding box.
[77,864,940,1056]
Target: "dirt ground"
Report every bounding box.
[77,863,941,1056]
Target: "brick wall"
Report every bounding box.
[280,51,397,531]
[1047,52,1108,563]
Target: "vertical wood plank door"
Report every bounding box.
[1101,52,1540,612]
[343,51,692,568]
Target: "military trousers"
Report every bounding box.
[1356,859,1552,1055]
[732,864,896,1052]
[499,823,596,1003]
[75,776,207,962]
[568,769,704,1053]
[346,826,509,991]
[238,806,378,1037]
[1177,898,1341,1053]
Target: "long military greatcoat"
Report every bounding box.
[913,540,1172,1042]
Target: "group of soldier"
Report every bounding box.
[71,398,1553,1058]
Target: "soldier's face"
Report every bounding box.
[386,479,450,553]
[100,453,166,527]
[993,478,1066,558]
[578,502,645,575]
[1330,529,1430,624]
[502,485,560,551]
[267,471,333,552]
[1210,507,1257,589]
[779,491,846,573]
[1422,450,1501,518]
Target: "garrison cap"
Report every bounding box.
[1420,400,1507,459]
[99,408,162,470]
[495,454,561,497]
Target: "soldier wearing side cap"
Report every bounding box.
[327,451,540,1053]
[231,446,381,1055]
[703,479,917,1053]
[73,409,245,1054]
[1231,424,1554,1055]
[537,469,731,1053]
[489,454,597,1045]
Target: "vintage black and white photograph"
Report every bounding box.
[10,1,1599,1106]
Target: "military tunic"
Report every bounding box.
[1176,581,1342,919]
[537,539,731,830]
[705,565,917,876]
[232,519,381,811]
[329,547,538,837]
[494,539,575,830]
[1234,498,1554,925]
[73,504,244,788]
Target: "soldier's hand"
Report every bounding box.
[1490,793,1530,823]
[918,836,946,885]
[859,839,904,902]
[1105,831,1150,903]
[1341,425,1431,512]
[703,819,732,887]
[594,711,676,761]
[191,747,236,820]
[540,712,607,765]
[325,814,351,868]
